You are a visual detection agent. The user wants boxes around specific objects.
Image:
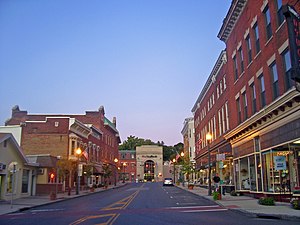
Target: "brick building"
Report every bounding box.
[3,105,121,194]
[118,150,137,182]
[193,0,300,199]
[192,51,233,190]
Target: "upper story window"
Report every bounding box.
[276,0,284,26]
[238,48,244,73]
[264,5,272,41]
[282,49,293,91]
[223,75,227,90]
[253,22,260,54]
[270,62,279,100]
[250,83,257,114]
[236,97,241,124]
[242,92,248,121]
[258,74,266,108]
[233,55,238,81]
[246,35,252,64]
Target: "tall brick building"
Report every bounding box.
[3,105,121,193]
[193,0,300,198]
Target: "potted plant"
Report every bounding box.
[291,198,300,210]
[212,191,221,200]
[188,183,194,190]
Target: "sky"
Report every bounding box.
[0,0,230,146]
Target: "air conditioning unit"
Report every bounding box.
[37,168,44,175]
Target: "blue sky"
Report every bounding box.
[0,0,230,146]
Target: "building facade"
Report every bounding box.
[136,145,163,182]
[0,133,37,201]
[217,0,300,198]
[192,51,233,189]
[3,105,121,193]
[192,0,300,198]
[118,150,137,182]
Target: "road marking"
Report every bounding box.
[182,208,228,213]
[31,208,65,212]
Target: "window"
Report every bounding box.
[253,23,260,54]
[225,101,229,131]
[259,74,266,108]
[218,109,222,136]
[276,0,284,26]
[282,49,293,90]
[3,140,7,148]
[250,83,257,114]
[264,5,272,40]
[236,97,241,124]
[270,62,279,99]
[242,92,248,120]
[22,169,30,193]
[246,35,252,63]
[233,55,238,80]
[223,75,227,90]
[238,48,244,73]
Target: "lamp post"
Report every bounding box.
[122,162,126,183]
[76,148,82,195]
[206,133,212,196]
[172,158,176,183]
[114,158,118,186]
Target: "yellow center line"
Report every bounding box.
[69,183,145,225]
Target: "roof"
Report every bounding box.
[26,154,58,167]
[0,132,35,166]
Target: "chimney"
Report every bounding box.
[113,117,116,127]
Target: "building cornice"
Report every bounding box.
[224,88,300,144]
[217,0,248,43]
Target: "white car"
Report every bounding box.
[163,178,173,186]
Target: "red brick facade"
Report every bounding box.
[5,105,121,192]
[193,0,300,197]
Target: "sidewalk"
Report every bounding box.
[0,183,126,216]
[176,184,300,221]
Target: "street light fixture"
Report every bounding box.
[206,133,212,196]
[76,148,82,195]
[114,158,118,186]
[122,162,126,183]
[172,158,176,183]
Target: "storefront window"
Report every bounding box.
[262,150,290,193]
[234,160,240,190]
[249,155,256,191]
[256,154,262,191]
[240,157,250,190]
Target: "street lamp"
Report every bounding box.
[122,162,126,183]
[206,133,212,196]
[114,158,118,186]
[76,148,82,195]
[172,158,176,183]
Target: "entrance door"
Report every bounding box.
[144,160,155,182]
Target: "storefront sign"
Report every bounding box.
[274,156,286,170]
[216,153,226,161]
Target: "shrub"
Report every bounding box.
[258,197,275,206]
[291,199,300,210]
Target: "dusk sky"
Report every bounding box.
[0,1,230,146]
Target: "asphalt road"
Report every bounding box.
[0,182,298,225]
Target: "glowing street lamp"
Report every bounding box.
[114,158,118,186]
[122,162,127,183]
[206,133,212,196]
[76,148,82,195]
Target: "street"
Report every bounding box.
[0,182,298,225]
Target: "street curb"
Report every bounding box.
[12,184,127,215]
[175,185,300,221]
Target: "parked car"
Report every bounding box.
[163,178,173,186]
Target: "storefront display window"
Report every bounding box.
[262,150,291,193]
[249,155,256,191]
[240,157,250,190]
[256,154,262,191]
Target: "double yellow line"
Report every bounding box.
[70,184,144,225]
